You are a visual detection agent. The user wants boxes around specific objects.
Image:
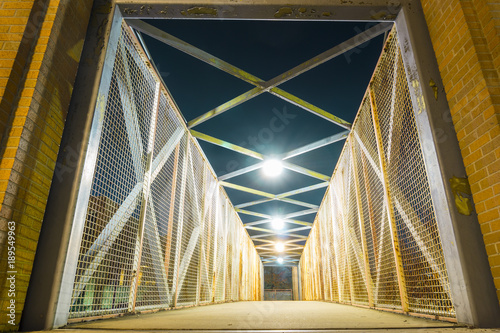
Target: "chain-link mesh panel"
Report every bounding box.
[300,28,454,319]
[69,21,261,320]
[355,99,402,309]
[345,144,369,305]
[371,33,454,317]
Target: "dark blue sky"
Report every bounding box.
[141,19,386,230]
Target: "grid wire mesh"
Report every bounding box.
[69,21,262,320]
[300,28,455,318]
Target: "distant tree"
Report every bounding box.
[264,266,292,289]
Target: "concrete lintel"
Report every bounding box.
[118,2,400,22]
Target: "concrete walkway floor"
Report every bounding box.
[58,301,500,332]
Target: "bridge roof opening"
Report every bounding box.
[130,18,390,265]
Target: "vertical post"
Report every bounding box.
[211,192,220,302]
[369,87,409,312]
[395,7,500,327]
[221,204,229,301]
[173,139,189,307]
[163,145,180,288]
[42,7,124,329]
[330,192,343,302]
[297,262,302,300]
[196,168,207,305]
[340,168,355,304]
[129,82,161,312]
[360,153,379,271]
[292,266,299,300]
[260,261,264,301]
[350,141,374,307]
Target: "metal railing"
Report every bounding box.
[264,289,293,301]
[299,29,455,319]
[67,21,262,320]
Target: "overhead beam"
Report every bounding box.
[191,130,264,160]
[282,161,330,182]
[125,19,264,87]
[235,198,274,209]
[279,198,318,209]
[281,130,350,160]
[244,225,311,235]
[220,181,274,199]
[125,20,393,129]
[218,162,264,181]
[236,182,328,209]
[251,233,308,240]
[193,130,331,183]
[284,208,318,219]
[269,88,350,129]
[244,219,312,227]
[235,208,271,219]
[276,182,329,199]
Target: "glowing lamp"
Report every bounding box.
[275,242,285,252]
[262,159,283,177]
[271,217,284,230]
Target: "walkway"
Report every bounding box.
[58,301,493,332]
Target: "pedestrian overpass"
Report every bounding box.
[20,2,500,331]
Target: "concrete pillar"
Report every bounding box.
[0,0,93,330]
[395,4,500,327]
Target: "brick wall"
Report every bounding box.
[420,0,500,302]
[0,0,93,330]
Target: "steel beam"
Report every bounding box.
[235,198,274,209]
[235,208,271,219]
[220,181,274,199]
[125,19,263,87]
[279,197,319,209]
[270,88,351,129]
[281,130,350,160]
[124,19,387,129]
[192,130,331,183]
[218,162,264,181]
[191,129,264,160]
[282,161,331,182]
[284,208,318,219]
[276,182,329,199]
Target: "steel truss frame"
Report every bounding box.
[21,1,500,330]
[126,18,392,262]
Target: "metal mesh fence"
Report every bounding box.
[68,21,261,320]
[300,29,455,318]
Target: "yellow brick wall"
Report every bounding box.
[420,0,500,302]
[0,0,93,330]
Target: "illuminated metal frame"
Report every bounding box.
[22,1,500,330]
[126,18,392,264]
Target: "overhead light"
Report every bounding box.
[275,242,285,252]
[277,257,284,264]
[271,217,284,230]
[262,159,283,177]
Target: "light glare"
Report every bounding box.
[277,257,284,264]
[262,159,283,177]
[275,242,285,252]
[271,217,284,230]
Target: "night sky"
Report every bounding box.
[140,19,386,246]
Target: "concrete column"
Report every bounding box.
[19,2,118,330]
[395,4,500,327]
